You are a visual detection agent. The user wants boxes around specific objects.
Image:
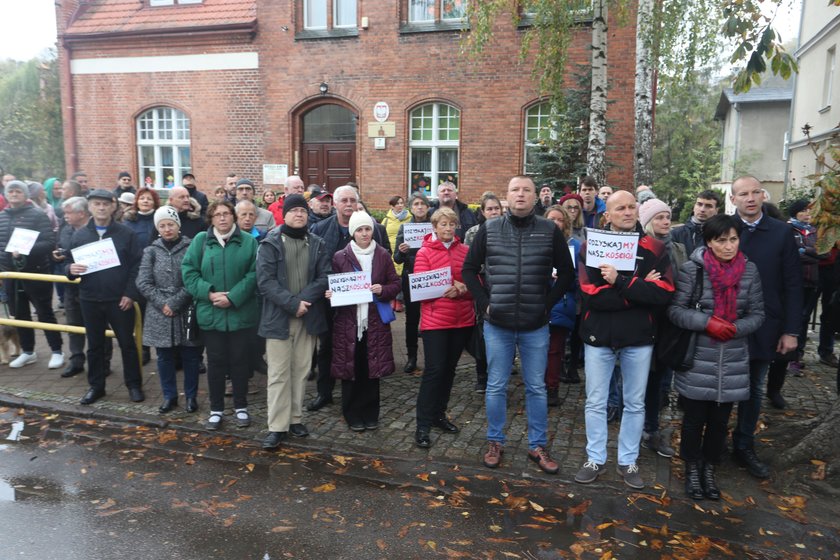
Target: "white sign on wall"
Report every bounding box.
[373,101,390,123]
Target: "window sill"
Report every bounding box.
[295,28,360,41]
[819,105,832,114]
[399,21,468,35]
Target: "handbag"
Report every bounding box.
[657,265,704,372]
[184,302,200,341]
[374,296,396,324]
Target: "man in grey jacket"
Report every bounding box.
[257,194,331,449]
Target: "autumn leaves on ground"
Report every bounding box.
[1,406,837,559]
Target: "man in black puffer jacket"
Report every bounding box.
[66,189,144,406]
[0,180,64,369]
[463,175,575,475]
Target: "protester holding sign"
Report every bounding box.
[326,212,401,432]
[394,193,432,373]
[413,207,474,448]
[67,189,143,405]
[0,180,64,370]
[575,190,675,489]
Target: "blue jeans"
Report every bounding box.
[733,360,770,451]
[584,344,653,465]
[484,322,549,448]
[157,346,202,401]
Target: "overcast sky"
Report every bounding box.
[0,0,803,62]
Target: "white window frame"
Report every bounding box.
[334,0,357,28]
[408,0,466,23]
[304,0,328,30]
[409,103,460,198]
[136,107,191,189]
[822,46,835,111]
[523,102,557,175]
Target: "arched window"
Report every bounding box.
[136,107,191,189]
[524,101,554,175]
[409,102,459,197]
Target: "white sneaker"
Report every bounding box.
[48,352,65,369]
[10,352,37,368]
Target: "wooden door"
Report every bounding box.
[301,104,357,190]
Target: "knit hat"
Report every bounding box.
[236,178,254,189]
[637,189,657,205]
[154,205,181,228]
[27,182,44,200]
[638,198,671,228]
[118,171,131,180]
[5,180,29,199]
[348,211,374,238]
[283,194,308,217]
[788,199,810,218]
[118,192,135,205]
[558,193,584,207]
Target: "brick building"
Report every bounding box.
[56,0,639,206]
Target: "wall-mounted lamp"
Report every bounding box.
[319,82,329,96]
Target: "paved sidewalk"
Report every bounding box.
[1,308,838,492]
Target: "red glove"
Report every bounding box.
[706,315,736,341]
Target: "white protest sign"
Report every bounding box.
[584,228,639,271]
[71,238,121,275]
[408,267,452,302]
[403,222,433,249]
[328,270,372,307]
[4,228,40,256]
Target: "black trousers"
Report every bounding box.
[341,334,379,424]
[766,358,789,395]
[203,329,250,411]
[79,299,140,392]
[316,320,337,398]
[63,285,86,366]
[679,395,733,464]
[417,327,472,429]
[402,275,421,358]
[5,279,62,353]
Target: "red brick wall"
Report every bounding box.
[57,1,638,208]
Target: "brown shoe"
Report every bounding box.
[528,446,559,474]
[483,441,503,468]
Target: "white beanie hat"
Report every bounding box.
[348,211,374,238]
[638,198,671,228]
[154,205,181,229]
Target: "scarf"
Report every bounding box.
[281,224,307,239]
[213,226,236,247]
[703,248,746,322]
[138,209,155,216]
[392,208,409,221]
[350,239,377,341]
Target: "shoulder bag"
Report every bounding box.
[657,265,704,372]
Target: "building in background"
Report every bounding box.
[56,0,640,204]
[786,0,840,193]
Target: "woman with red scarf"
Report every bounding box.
[667,214,765,501]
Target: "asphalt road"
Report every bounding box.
[2,407,838,559]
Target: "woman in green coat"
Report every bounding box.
[182,200,259,431]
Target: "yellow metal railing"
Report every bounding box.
[0,271,144,372]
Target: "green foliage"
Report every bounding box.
[529,66,591,190]
[0,52,65,180]
[652,71,722,222]
[804,126,840,253]
[721,0,799,93]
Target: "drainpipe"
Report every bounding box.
[59,37,78,175]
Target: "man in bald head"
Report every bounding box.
[575,189,675,489]
[167,186,205,238]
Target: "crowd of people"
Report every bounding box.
[0,168,837,501]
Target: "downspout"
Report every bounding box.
[60,37,78,175]
[783,8,806,198]
[732,102,741,180]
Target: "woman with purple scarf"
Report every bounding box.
[667,214,765,501]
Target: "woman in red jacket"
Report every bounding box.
[414,207,475,448]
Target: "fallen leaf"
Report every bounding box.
[489,525,502,533]
[596,522,613,531]
[271,526,295,533]
[332,455,350,466]
[568,500,592,516]
[245,464,255,473]
[417,473,430,482]
[529,500,544,512]
[96,498,116,510]
[313,482,336,493]
[376,539,386,551]
[223,516,236,527]
[185,455,196,465]
[44,413,59,420]
[570,543,584,556]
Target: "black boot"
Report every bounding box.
[684,462,704,500]
[701,462,721,500]
[404,351,417,373]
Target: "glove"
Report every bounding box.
[705,315,736,342]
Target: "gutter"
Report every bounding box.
[62,21,258,44]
